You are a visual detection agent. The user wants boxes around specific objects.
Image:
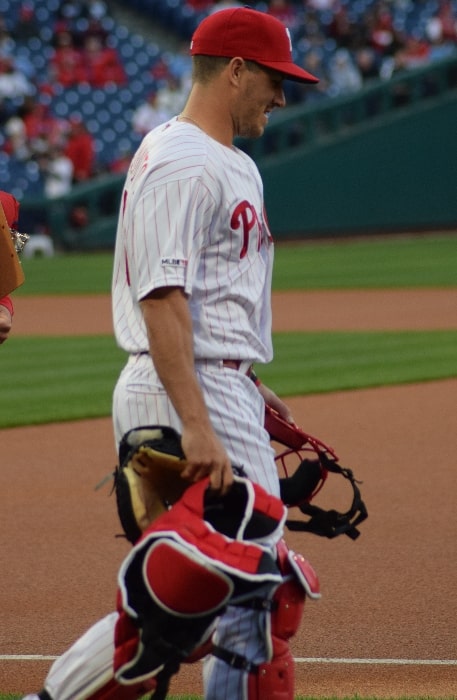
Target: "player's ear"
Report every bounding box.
[228,57,246,84]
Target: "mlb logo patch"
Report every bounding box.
[161,257,188,267]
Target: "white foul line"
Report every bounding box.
[295,657,457,666]
[1,655,456,666]
[0,655,57,661]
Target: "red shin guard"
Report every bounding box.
[247,540,320,700]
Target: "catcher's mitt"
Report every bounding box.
[0,197,28,298]
[115,425,189,544]
[266,405,368,540]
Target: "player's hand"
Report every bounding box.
[0,306,12,344]
[180,425,234,494]
[257,381,295,425]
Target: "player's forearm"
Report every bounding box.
[140,289,212,430]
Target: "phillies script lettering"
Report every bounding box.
[231,200,262,259]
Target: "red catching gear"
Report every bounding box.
[114,476,285,689]
[247,540,320,700]
[114,539,234,685]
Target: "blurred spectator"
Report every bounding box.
[156,75,187,117]
[267,0,300,30]
[38,141,74,198]
[354,46,382,83]
[426,13,457,62]
[4,112,31,160]
[150,55,175,85]
[64,116,95,182]
[328,48,363,96]
[296,8,327,50]
[328,4,359,49]
[49,29,87,87]
[12,3,40,42]
[0,56,35,100]
[22,100,68,156]
[82,34,126,87]
[7,48,36,82]
[286,47,332,104]
[368,2,405,57]
[394,35,431,70]
[436,0,457,41]
[302,47,332,99]
[132,91,171,136]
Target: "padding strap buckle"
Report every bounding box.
[212,644,259,675]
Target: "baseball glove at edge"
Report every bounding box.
[115,425,189,544]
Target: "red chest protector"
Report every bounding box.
[114,476,286,691]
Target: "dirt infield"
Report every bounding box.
[1,290,456,697]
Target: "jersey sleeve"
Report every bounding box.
[128,175,214,302]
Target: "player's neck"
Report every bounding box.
[181,90,235,148]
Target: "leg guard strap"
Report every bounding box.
[212,644,259,675]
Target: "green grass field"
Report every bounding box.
[2,234,456,429]
[14,233,457,296]
[1,328,457,427]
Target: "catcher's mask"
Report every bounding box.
[265,405,368,540]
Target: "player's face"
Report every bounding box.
[234,63,286,140]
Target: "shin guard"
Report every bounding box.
[247,540,320,700]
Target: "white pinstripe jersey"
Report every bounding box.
[112,118,274,364]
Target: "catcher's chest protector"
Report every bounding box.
[114,477,286,689]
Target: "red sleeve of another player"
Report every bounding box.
[0,295,13,315]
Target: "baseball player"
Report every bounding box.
[0,190,23,343]
[21,8,319,700]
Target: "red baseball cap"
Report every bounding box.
[190,7,319,84]
[0,190,20,227]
